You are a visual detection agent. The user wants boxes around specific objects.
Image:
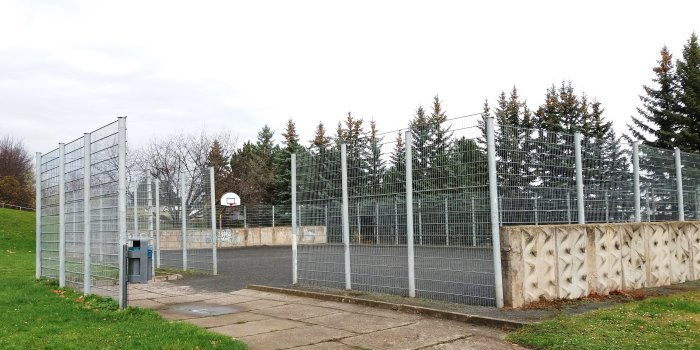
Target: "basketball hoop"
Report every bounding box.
[220,192,241,207]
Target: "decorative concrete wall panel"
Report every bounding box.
[521,225,557,304]
[684,222,700,280]
[669,223,690,284]
[593,225,622,294]
[647,223,671,287]
[620,223,647,290]
[555,225,587,299]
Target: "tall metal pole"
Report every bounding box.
[181,173,187,270]
[117,117,127,308]
[155,178,161,268]
[243,206,247,228]
[632,142,641,222]
[486,115,504,308]
[418,199,423,245]
[470,197,476,247]
[58,143,66,288]
[374,201,379,244]
[133,183,138,236]
[83,133,92,294]
[210,167,217,275]
[272,205,275,228]
[291,154,298,284]
[444,197,449,246]
[574,133,585,224]
[405,131,416,298]
[604,190,610,223]
[341,145,351,290]
[147,177,154,278]
[35,152,42,280]
[674,148,684,221]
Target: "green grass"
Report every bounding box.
[508,290,700,350]
[0,208,247,350]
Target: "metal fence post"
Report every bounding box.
[633,142,641,222]
[674,148,684,221]
[133,182,138,235]
[604,190,610,223]
[147,177,154,278]
[210,167,217,275]
[574,133,585,224]
[155,178,161,268]
[444,197,449,246]
[405,131,416,298]
[534,197,539,225]
[83,133,92,294]
[58,143,66,288]
[244,206,247,229]
[498,196,503,226]
[418,199,423,245]
[272,205,276,228]
[486,115,504,308]
[181,173,187,270]
[341,144,351,290]
[291,154,298,284]
[696,187,700,220]
[356,202,361,242]
[117,117,127,308]
[374,201,379,244]
[35,152,42,280]
[394,197,398,245]
[471,197,476,246]
[567,192,572,224]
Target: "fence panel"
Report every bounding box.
[681,151,700,221]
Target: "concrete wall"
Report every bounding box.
[159,225,327,249]
[501,221,700,308]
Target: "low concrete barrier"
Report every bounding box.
[500,221,700,308]
[159,225,327,249]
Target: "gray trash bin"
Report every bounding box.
[127,237,152,283]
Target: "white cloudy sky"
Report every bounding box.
[1,0,698,154]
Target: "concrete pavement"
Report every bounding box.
[127,282,525,350]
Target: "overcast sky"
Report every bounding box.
[1,0,698,154]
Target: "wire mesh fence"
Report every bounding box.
[38,119,123,300]
[148,169,216,274]
[292,114,700,307]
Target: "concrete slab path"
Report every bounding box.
[128,282,526,350]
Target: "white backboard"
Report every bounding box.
[220,192,241,206]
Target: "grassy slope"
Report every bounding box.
[508,290,700,350]
[0,208,246,350]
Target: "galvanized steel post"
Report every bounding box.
[210,167,217,275]
[341,144,352,290]
[675,148,684,221]
[405,131,416,298]
[632,142,641,222]
[291,154,298,284]
[117,117,127,308]
[181,172,187,270]
[574,133,585,224]
[485,115,504,308]
[155,178,161,268]
[58,143,66,288]
[83,133,92,294]
[35,152,42,280]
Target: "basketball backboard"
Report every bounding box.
[220,192,241,206]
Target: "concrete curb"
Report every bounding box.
[247,284,526,330]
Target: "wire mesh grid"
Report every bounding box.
[40,148,60,279]
[155,170,215,273]
[88,122,121,294]
[496,125,578,225]
[296,115,496,305]
[581,137,635,223]
[63,136,86,289]
[296,145,346,290]
[639,145,679,221]
[681,150,700,221]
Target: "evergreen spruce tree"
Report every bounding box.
[271,119,302,205]
[627,46,681,149]
[676,33,700,153]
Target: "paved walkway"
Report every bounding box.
[128,282,525,350]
